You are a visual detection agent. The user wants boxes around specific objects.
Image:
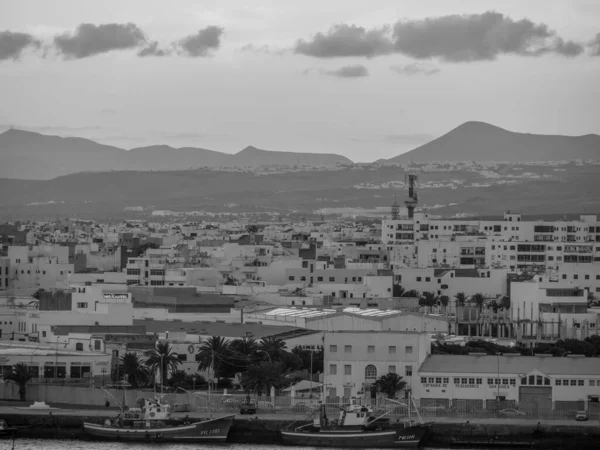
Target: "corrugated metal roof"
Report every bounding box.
[419,354,600,376]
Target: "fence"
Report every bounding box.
[0,384,596,421]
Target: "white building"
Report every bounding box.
[324,331,431,399]
[415,354,600,410]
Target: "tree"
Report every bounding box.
[392,284,406,297]
[4,363,33,401]
[196,336,231,380]
[403,289,420,298]
[168,370,205,391]
[454,292,469,307]
[373,373,407,399]
[136,242,159,257]
[259,336,287,361]
[470,293,487,312]
[498,296,511,310]
[246,225,259,234]
[439,295,449,315]
[241,361,289,396]
[119,353,150,389]
[419,292,439,313]
[146,341,181,387]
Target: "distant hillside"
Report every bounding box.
[386,121,600,163]
[0,129,353,179]
[228,146,353,167]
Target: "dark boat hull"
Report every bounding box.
[281,424,429,448]
[83,414,234,443]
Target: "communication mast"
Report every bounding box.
[404,173,419,219]
[391,196,400,220]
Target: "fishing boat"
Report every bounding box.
[0,419,17,439]
[83,392,234,443]
[281,397,431,448]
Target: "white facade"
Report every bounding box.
[324,331,431,399]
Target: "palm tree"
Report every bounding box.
[146,341,181,387]
[439,295,449,315]
[392,284,406,297]
[196,336,231,379]
[259,336,287,361]
[403,289,420,298]
[241,361,288,396]
[454,292,469,307]
[4,363,33,401]
[419,291,439,313]
[470,293,487,336]
[120,353,150,389]
[228,338,258,379]
[373,373,407,399]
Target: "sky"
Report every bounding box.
[1,0,599,162]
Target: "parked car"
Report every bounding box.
[499,408,526,417]
[293,401,321,412]
[239,400,257,415]
[575,411,589,421]
[222,397,239,407]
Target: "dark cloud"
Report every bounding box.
[0,30,41,60]
[176,26,223,57]
[293,12,583,62]
[294,24,393,58]
[54,23,146,59]
[138,41,171,57]
[589,32,600,56]
[322,64,369,78]
[390,63,440,76]
[392,11,582,62]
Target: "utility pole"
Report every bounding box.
[310,348,313,400]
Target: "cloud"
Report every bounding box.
[392,11,583,62]
[293,12,584,62]
[589,32,600,56]
[294,24,393,58]
[0,30,41,60]
[176,26,224,57]
[138,41,171,57]
[53,23,146,59]
[390,63,440,76]
[321,64,369,78]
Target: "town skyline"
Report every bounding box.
[1,0,600,161]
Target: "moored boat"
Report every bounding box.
[281,399,430,448]
[83,395,234,443]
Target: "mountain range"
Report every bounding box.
[1,122,599,179]
[0,129,352,179]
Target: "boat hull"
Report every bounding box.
[83,414,234,443]
[281,425,429,448]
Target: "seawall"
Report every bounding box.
[1,410,599,449]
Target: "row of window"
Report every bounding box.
[289,276,363,282]
[329,344,413,354]
[329,364,413,377]
[420,375,598,387]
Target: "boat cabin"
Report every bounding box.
[124,397,172,422]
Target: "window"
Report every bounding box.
[590,380,596,386]
[69,363,91,379]
[468,378,475,385]
[570,380,577,386]
[329,345,337,353]
[461,378,467,384]
[405,365,412,376]
[416,277,422,282]
[76,302,88,308]
[443,377,449,384]
[421,377,427,384]
[329,364,337,375]
[488,378,494,385]
[94,340,101,350]
[365,365,377,382]
[329,277,335,282]
[556,380,561,386]
[150,269,165,276]
[368,345,375,353]
[75,343,83,351]
[389,346,396,354]
[344,345,352,353]
[126,268,140,275]
[578,380,584,386]
[405,346,413,354]
[435,377,442,384]
[428,377,435,383]
[288,276,295,281]
[389,365,396,374]
[453,378,460,384]
[317,277,323,282]
[344,365,351,375]
[476,378,482,385]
